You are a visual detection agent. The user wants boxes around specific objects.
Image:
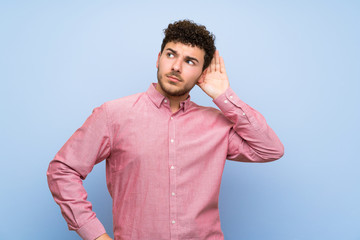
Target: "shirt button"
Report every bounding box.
[243,112,246,116]
[230,96,233,99]
[170,166,175,170]
[172,220,176,224]
[172,192,176,196]
[170,117,173,120]
[170,139,174,143]
[164,99,168,103]
[224,100,228,103]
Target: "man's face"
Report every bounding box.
[156,42,205,99]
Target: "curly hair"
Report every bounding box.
[160,20,216,70]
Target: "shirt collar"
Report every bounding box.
[146,83,192,112]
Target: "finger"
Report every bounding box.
[215,50,220,72]
[220,56,226,74]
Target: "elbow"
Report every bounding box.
[265,142,285,162]
[47,160,63,182]
[274,142,285,160]
[46,160,82,191]
[46,160,56,183]
[46,160,59,198]
[274,144,285,161]
[47,160,64,192]
[256,142,284,163]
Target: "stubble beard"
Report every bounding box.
[157,70,194,97]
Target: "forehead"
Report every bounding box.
[163,42,205,62]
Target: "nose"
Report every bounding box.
[172,58,182,72]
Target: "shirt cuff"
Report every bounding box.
[76,217,106,240]
[213,88,248,114]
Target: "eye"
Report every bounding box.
[167,53,174,58]
[186,60,194,65]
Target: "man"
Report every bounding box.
[47,20,284,240]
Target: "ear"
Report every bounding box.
[156,52,161,69]
[197,68,208,84]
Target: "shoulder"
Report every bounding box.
[189,101,222,115]
[188,101,231,125]
[102,92,145,112]
[90,92,147,123]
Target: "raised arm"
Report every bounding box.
[198,51,284,162]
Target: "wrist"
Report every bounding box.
[211,87,229,100]
[96,233,112,240]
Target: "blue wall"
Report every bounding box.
[1,1,359,239]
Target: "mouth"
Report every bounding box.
[166,74,181,83]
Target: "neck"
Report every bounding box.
[168,95,187,113]
[155,83,189,113]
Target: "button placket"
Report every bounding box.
[168,114,178,239]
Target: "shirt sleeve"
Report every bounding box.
[213,88,284,162]
[47,103,111,240]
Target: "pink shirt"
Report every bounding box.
[47,83,284,240]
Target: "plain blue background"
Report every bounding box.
[1,1,359,239]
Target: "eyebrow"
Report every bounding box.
[165,47,200,64]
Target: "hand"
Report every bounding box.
[197,50,230,99]
[95,233,112,240]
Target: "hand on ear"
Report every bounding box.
[196,50,229,99]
